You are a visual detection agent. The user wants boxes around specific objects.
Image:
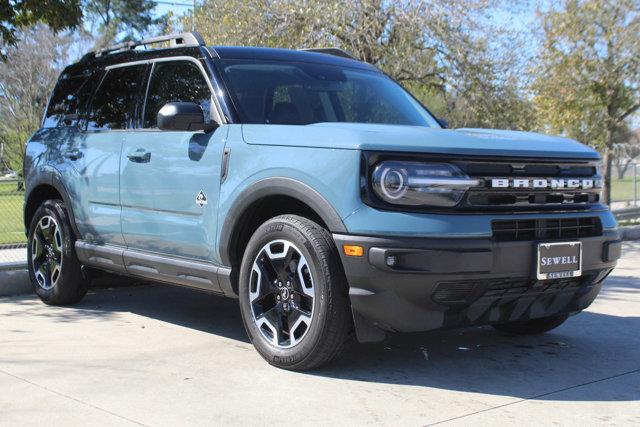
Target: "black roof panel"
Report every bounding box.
[211,46,376,71]
[65,45,376,77]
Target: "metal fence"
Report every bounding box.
[611,162,640,225]
[0,178,27,268]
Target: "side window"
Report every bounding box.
[143,61,212,128]
[86,64,148,131]
[43,71,99,128]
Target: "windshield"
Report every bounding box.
[217,59,440,127]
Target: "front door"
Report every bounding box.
[120,59,226,261]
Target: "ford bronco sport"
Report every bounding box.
[24,32,621,370]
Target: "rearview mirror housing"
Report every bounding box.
[157,102,217,132]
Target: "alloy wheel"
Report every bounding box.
[31,215,63,290]
[249,239,315,348]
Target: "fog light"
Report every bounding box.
[343,245,364,257]
[386,255,397,267]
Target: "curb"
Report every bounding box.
[0,269,32,297]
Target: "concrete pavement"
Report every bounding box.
[1,243,639,426]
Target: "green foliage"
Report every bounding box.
[532,0,640,149]
[532,0,640,203]
[0,0,82,48]
[84,0,161,47]
[190,0,536,130]
[0,26,72,173]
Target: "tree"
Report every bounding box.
[532,0,640,204]
[0,25,73,173]
[0,0,82,49]
[84,0,160,47]
[189,0,535,130]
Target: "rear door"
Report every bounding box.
[72,64,149,245]
[119,58,226,261]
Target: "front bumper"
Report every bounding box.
[333,230,621,340]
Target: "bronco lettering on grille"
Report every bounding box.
[490,178,602,189]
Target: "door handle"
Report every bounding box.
[62,148,83,161]
[127,149,151,163]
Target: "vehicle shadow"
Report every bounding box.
[312,275,640,402]
[12,276,639,402]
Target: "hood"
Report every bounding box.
[241,123,600,160]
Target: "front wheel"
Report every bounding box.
[493,314,569,335]
[238,215,352,370]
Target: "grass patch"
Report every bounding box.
[611,178,640,202]
[0,181,26,245]
[612,177,640,202]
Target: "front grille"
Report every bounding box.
[451,158,602,212]
[467,192,599,207]
[464,162,596,177]
[491,217,602,241]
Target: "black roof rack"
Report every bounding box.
[90,31,206,58]
[300,48,357,60]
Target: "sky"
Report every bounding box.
[154,0,195,21]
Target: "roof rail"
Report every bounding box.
[300,47,357,60]
[93,32,206,57]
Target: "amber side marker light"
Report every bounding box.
[343,244,364,257]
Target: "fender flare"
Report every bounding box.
[24,169,82,239]
[218,177,347,266]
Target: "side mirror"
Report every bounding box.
[437,117,449,129]
[157,102,217,132]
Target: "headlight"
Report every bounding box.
[371,161,480,207]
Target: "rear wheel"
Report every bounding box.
[493,314,569,335]
[27,200,87,305]
[238,215,351,370]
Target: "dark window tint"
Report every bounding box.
[218,60,439,127]
[86,65,147,130]
[143,61,211,128]
[43,71,99,128]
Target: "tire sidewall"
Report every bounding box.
[27,200,82,303]
[239,218,332,367]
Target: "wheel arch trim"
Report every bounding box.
[218,177,347,266]
[24,169,81,239]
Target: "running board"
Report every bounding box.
[75,241,234,297]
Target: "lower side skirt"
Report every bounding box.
[75,241,236,297]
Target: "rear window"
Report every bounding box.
[218,60,439,127]
[86,64,148,131]
[43,71,99,128]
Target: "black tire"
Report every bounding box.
[238,215,352,370]
[27,199,87,305]
[493,314,569,335]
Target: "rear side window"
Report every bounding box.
[143,61,212,128]
[43,72,98,128]
[86,64,148,131]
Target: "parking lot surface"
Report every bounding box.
[1,243,639,426]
